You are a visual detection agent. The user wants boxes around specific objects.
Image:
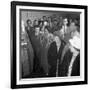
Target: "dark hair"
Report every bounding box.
[26,19,31,24]
[33,19,37,23]
[38,20,43,26]
[42,16,47,21]
[43,16,46,18]
[70,19,80,27]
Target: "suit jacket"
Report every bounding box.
[59,50,80,77]
[71,54,80,76]
[59,49,72,76]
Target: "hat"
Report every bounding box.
[69,36,81,50]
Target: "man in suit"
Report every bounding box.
[59,31,80,77]
[29,26,43,74]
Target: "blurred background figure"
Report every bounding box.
[21,20,34,78]
[47,16,53,29]
[60,18,69,39]
[68,34,80,76]
[59,28,80,77]
[25,19,33,30]
[33,19,39,28]
[42,16,47,21]
[40,21,48,34]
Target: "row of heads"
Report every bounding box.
[26,15,80,27]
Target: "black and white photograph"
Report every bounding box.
[20,10,80,78]
[11,1,87,89]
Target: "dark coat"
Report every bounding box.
[40,36,50,74]
[26,27,42,73]
[59,50,72,76]
[71,54,80,76]
[48,41,64,76]
[59,49,80,77]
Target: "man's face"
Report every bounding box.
[43,16,47,21]
[60,17,63,20]
[27,21,32,27]
[35,27,40,36]
[70,22,75,26]
[53,20,58,26]
[33,20,39,26]
[48,17,51,22]
[44,29,49,35]
[54,36,61,47]
[63,18,68,25]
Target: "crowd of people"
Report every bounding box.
[20,14,80,78]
